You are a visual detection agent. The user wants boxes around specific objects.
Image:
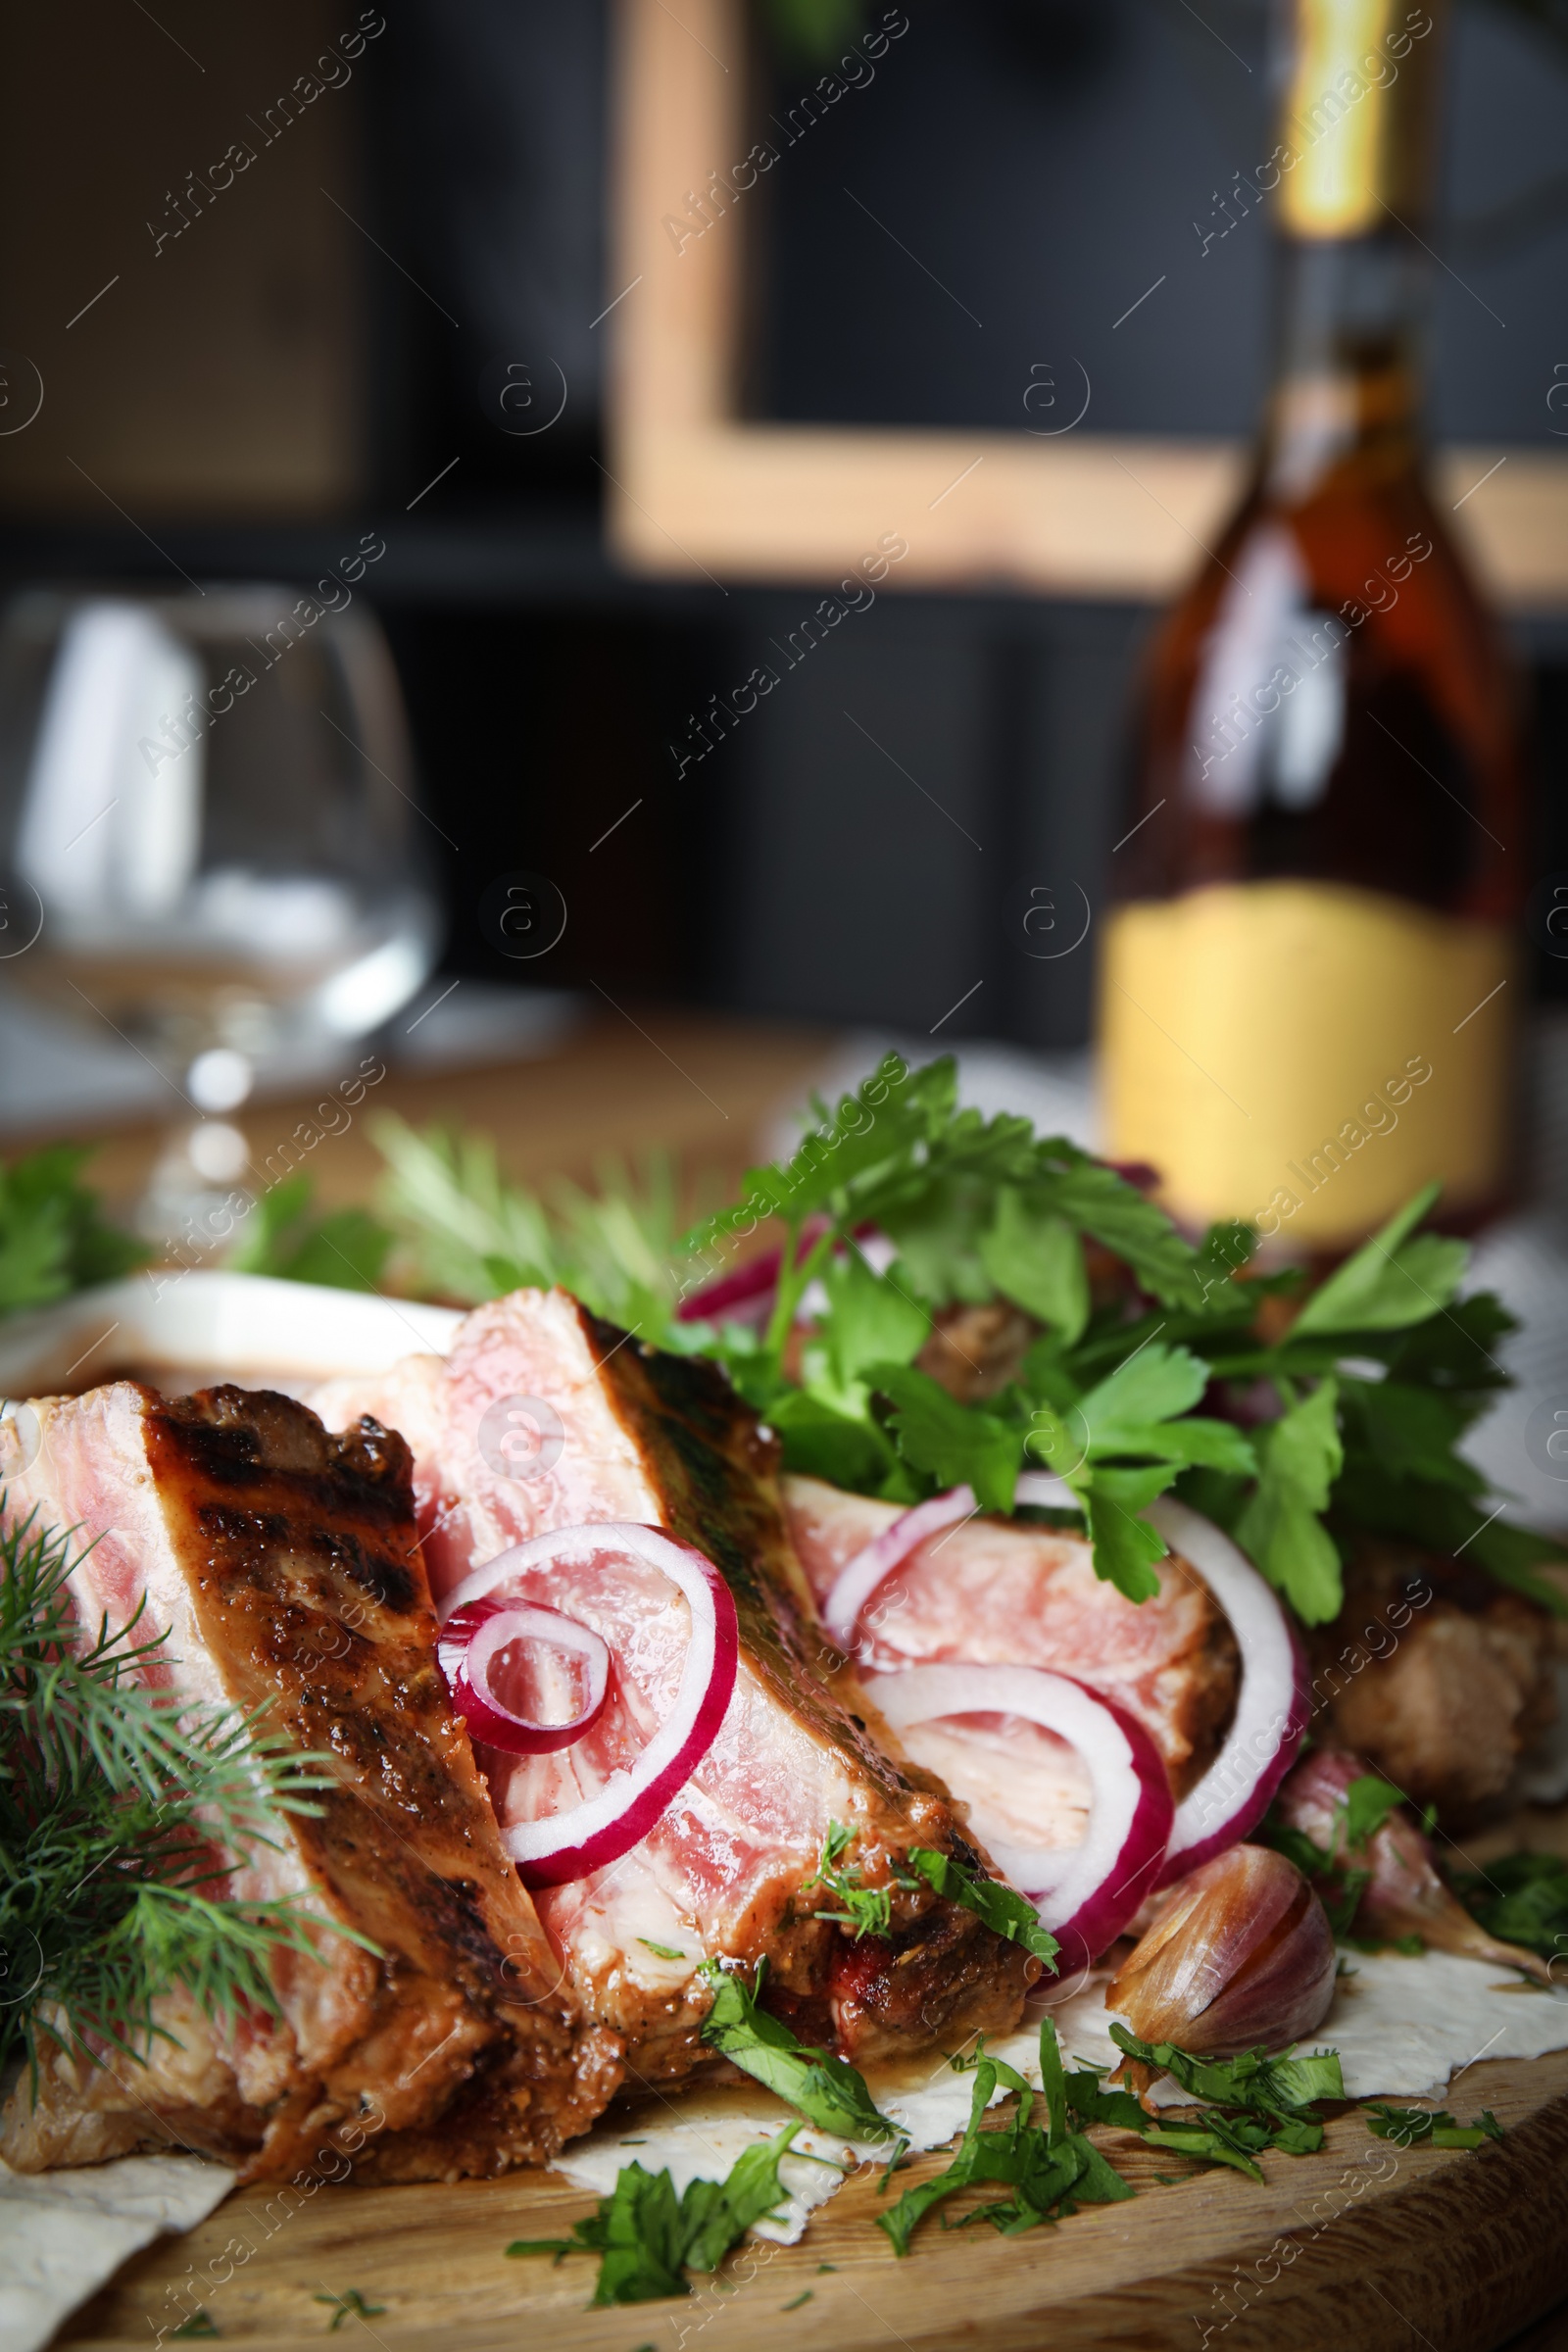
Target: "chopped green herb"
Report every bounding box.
[1364,2103,1504,2150]
[816,2262,838,2272]
[506,2126,800,2304]
[904,1848,1059,1970]
[782,2290,814,2310]
[636,1938,689,1961]
[1259,1777,1412,1938]
[698,1961,896,2140]
[315,2287,387,2331]
[171,2317,221,2341]
[1450,1852,1568,1959]
[1107,2028,1345,2123]
[878,2027,1134,2255]
[806,1821,893,1939]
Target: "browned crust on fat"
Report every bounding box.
[5,1383,617,2183]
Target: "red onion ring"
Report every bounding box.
[437,1598,610,1755]
[441,1523,740,1890]
[865,1662,1174,1967]
[1148,1497,1308,1886]
[821,1484,977,1649]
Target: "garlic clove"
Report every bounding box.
[1276,1746,1550,1984]
[1108,1844,1337,2101]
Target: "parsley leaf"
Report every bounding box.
[1234,1379,1345,1623]
[0,1143,147,1317]
[1364,2103,1503,2150]
[698,1962,896,2140]
[1340,1775,1403,1849]
[806,1822,892,1938]
[904,1848,1059,1968]
[1108,2027,1345,2122]
[508,2127,801,2304]
[229,1174,394,1293]
[1028,1155,1216,1312]
[878,2032,1134,2256]
[978,1191,1089,1344]
[1293,1183,1466,1337]
[1080,1464,1176,1604]
[1450,1851,1568,1958]
[868,1363,1022,1513]
[815,1247,928,1392]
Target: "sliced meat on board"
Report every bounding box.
[782,1474,1240,1871]
[0,1383,619,2183]
[311,1290,1033,2082]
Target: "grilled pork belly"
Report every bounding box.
[782,1475,1240,1865]
[1,1383,618,2182]
[311,1290,1032,2082]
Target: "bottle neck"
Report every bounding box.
[1259,229,1430,496]
[1257,0,1446,497]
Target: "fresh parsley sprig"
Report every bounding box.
[508,2126,803,2305]
[360,1054,1564,1627]
[1449,1851,1568,1960]
[1,1503,368,2082]
[805,1821,893,1938]
[0,1143,147,1317]
[878,2020,1134,2254]
[698,1959,897,2140]
[902,1847,1059,1969]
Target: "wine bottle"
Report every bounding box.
[1100,0,1522,1251]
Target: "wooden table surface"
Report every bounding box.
[56,1006,837,1224]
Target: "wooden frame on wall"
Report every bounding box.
[607,0,1568,608]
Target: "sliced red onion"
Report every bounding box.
[1148,1497,1308,1886]
[820,1485,977,1649]
[442,1523,739,1890]
[865,1662,1174,1967]
[437,1598,610,1755]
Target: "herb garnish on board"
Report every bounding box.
[672,1057,1564,1622]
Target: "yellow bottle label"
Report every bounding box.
[1100,881,1513,1247]
[1278,0,1441,239]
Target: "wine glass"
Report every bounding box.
[0,584,443,1246]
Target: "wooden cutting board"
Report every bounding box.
[54,2046,1568,2352]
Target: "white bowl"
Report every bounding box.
[0,1270,461,1398]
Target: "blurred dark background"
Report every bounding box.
[2,0,1565,1049]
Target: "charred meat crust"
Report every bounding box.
[3,1382,616,2183]
[584,1312,1034,2053]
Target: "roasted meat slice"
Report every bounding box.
[1,1382,619,2182]
[1305,1542,1557,1817]
[783,1475,1240,1895]
[311,1290,1033,2082]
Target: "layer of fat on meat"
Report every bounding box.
[552,1948,1568,2242]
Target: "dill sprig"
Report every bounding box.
[1,1502,357,2084]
